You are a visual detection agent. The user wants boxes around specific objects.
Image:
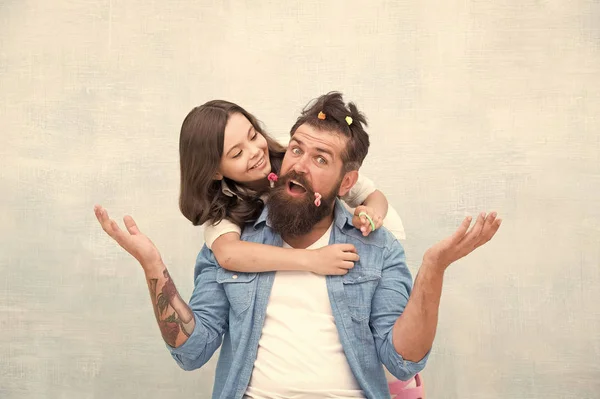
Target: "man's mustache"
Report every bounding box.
[277,171,314,194]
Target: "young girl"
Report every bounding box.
[179,99,406,276]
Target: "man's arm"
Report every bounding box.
[389,261,442,362]
[143,262,195,348]
[93,206,228,371]
[369,239,428,381]
[371,212,501,380]
[167,247,229,371]
[391,212,501,361]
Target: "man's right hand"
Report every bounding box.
[309,244,359,275]
[94,205,163,271]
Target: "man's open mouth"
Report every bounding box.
[287,179,308,195]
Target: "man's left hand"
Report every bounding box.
[423,212,502,272]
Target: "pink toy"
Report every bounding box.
[388,373,425,399]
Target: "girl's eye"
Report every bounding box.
[251,133,257,140]
[233,151,242,158]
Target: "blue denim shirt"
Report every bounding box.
[169,199,429,398]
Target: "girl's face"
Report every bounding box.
[217,112,271,186]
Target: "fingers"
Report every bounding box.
[94,205,130,245]
[94,205,117,238]
[340,261,355,270]
[361,213,383,235]
[353,206,376,235]
[123,215,140,235]
[450,215,472,243]
[109,219,125,238]
[461,212,486,246]
[94,204,106,225]
[455,211,502,254]
[334,243,357,253]
[351,215,364,233]
[482,212,497,233]
[353,205,367,216]
[475,212,501,248]
[351,215,370,235]
[332,267,350,275]
[343,251,360,262]
[358,211,376,235]
[327,244,359,273]
[330,244,359,261]
[360,215,368,232]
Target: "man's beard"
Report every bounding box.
[267,171,340,238]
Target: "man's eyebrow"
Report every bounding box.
[225,126,253,156]
[291,138,334,158]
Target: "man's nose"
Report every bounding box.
[291,155,309,174]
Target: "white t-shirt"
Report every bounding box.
[244,224,365,399]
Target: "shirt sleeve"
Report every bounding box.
[203,219,242,249]
[369,239,429,380]
[168,246,229,370]
[341,173,377,207]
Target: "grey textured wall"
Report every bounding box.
[1,1,599,398]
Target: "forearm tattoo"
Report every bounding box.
[148,269,194,347]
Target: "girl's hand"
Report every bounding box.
[308,244,359,275]
[352,205,384,236]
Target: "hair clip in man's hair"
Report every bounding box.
[318,111,326,120]
[345,116,353,125]
[267,172,278,188]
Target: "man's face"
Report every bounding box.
[267,124,357,237]
[281,124,350,199]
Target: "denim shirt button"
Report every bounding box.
[232,275,238,279]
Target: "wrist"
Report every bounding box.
[420,259,447,278]
[300,250,317,272]
[142,259,165,276]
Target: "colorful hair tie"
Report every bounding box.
[345,116,353,125]
[267,172,278,188]
[359,211,376,232]
[318,111,326,120]
[314,192,322,207]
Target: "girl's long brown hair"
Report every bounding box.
[178,100,285,227]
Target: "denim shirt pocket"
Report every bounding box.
[342,271,381,322]
[216,268,257,316]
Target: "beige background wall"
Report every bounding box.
[1,1,599,398]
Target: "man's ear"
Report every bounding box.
[337,170,359,197]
